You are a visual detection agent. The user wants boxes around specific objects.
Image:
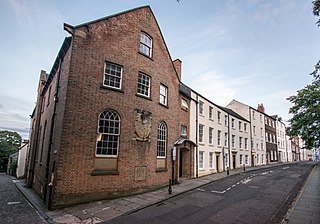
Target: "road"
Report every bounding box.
[0,173,45,224]
[104,162,314,224]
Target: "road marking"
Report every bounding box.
[196,188,205,192]
[236,182,240,185]
[232,184,236,187]
[242,178,252,184]
[211,190,226,194]
[226,187,231,191]
[282,166,290,170]
[7,201,21,205]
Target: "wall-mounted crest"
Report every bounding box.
[134,109,152,141]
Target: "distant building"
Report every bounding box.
[274,116,287,162]
[7,152,18,176]
[227,100,266,166]
[16,140,29,178]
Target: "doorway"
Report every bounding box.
[251,155,255,167]
[216,155,219,172]
[232,154,236,169]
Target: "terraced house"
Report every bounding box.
[227,100,267,167]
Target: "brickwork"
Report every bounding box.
[27,6,185,208]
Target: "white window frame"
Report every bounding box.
[157,122,167,158]
[199,151,204,169]
[209,152,213,168]
[209,106,213,119]
[218,130,221,146]
[232,135,235,148]
[159,84,168,106]
[199,101,204,115]
[137,72,151,97]
[139,32,152,57]
[103,62,123,89]
[224,132,228,147]
[199,124,204,143]
[209,127,213,144]
[96,110,120,157]
[181,125,187,137]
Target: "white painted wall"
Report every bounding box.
[16,143,28,178]
[227,99,266,166]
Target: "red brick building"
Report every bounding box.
[26,6,194,209]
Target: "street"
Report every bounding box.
[0,173,45,224]
[104,162,313,224]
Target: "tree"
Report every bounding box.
[288,85,320,149]
[287,1,320,149]
[0,130,22,171]
[311,0,320,84]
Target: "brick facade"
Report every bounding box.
[27,6,190,209]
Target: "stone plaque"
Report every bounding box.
[135,166,146,181]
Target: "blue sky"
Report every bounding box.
[1,0,319,138]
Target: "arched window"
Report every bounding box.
[139,32,152,57]
[157,122,167,158]
[96,110,120,157]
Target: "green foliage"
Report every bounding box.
[0,130,22,171]
[288,84,320,149]
[312,1,320,84]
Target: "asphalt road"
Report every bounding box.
[105,162,314,224]
[0,173,45,224]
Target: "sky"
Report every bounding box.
[1,0,320,139]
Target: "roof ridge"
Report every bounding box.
[72,5,151,28]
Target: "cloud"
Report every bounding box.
[0,93,34,139]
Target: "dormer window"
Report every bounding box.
[139,32,152,57]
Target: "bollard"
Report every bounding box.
[227,167,229,175]
[168,179,172,194]
[243,164,246,171]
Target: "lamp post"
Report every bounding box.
[169,147,176,194]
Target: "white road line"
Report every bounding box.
[232,184,236,187]
[197,188,205,192]
[226,187,231,191]
[237,182,240,185]
[211,190,226,194]
[242,178,252,184]
[7,202,21,205]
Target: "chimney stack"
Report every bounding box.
[257,103,265,113]
[173,59,182,81]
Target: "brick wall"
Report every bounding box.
[51,6,185,207]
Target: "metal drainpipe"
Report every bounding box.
[228,113,231,169]
[195,94,199,178]
[46,58,62,210]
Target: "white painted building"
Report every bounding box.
[286,135,293,162]
[189,92,229,176]
[224,108,251,170]
[188,91,251,177]
[16,140,29,178]
[227,99,266,166]
[275,117,287,162]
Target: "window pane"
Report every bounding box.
[139,33,152,57]
[157,122,167,157]
[96,110,120,156]
[137,73,150,97]
[104,63,122,89]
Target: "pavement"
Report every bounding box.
[13,161,319,224]
[282,162,320,224]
